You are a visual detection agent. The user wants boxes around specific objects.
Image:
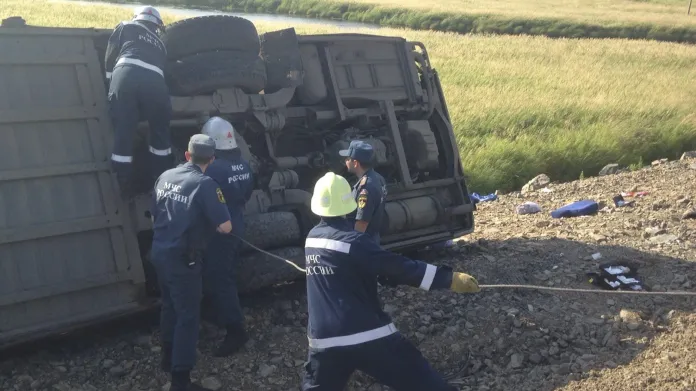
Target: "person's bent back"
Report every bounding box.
[305,222,453,346]
[301,172,479,391]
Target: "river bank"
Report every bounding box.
[52,0,380,29]
[71,0,696,44]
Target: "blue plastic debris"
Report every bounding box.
[550,200,599,219]
[471,192,497,204]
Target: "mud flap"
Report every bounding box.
[260,27,304,92]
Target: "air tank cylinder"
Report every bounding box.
[382,196,441,235]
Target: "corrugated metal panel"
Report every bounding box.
[327,41,411,106]
[0,26,146,346]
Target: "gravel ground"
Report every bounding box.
[1,158,696,391]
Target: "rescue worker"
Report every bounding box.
[104,6,171,197]
[301,172,481,391]
[339,140,387,243]
[200,117,255,357]
[150,134,232,391]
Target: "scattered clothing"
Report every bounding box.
[516,201,541,215]
[471,192,498,204]
[612,194,635,208]
[550,200,598,219]
[586,262,649,291]
[423,239,455,251]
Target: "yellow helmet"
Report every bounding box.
[311,172,357,217]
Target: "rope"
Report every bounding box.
[232,234,695,391]
[232,234,696,297]
[479,284,696,296]
[233,234,307,273]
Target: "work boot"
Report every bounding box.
[213,324,249,357]
[116,176,136,202]
[170,370,214,391]
[160,341,173,373]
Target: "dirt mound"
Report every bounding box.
[1,160,695,391]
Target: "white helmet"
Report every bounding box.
[201,117,238,150]
[133,6,164,27]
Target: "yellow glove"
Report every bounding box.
[451,272,480,293]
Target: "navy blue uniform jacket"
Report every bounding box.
[104,20,167,79]
[347,169,387,240]
[150,162,231,260]
[304,218,453,349]
[203,150,254,227]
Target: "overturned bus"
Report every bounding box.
[0,15,475,348]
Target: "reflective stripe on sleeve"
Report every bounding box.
[149,146,172,156]
[419,264,437,291]
[111,154,133,163]
[115,57,164,77]
[305,238,351,254]
[308,323,397,349]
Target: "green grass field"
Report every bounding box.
[345,0,695,27]
[77,0,696,44]
[3,0,696,192]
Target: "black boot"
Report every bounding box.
[117,177,133,200]
[160,341,173,373]
[213,324,249,357]
[171,370,214,391]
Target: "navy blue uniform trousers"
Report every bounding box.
[202,220,245,327]
[152,255,202,372]
[108,64,172,188]
[302,333,456,391]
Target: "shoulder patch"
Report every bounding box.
[358,191,368,209]
[216,188,226,204]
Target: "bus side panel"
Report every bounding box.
[0,27,146,347]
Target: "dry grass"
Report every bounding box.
[345,0,696,27]
[0,0,180,28]
[3,0,696,192]
[54,0,696,44]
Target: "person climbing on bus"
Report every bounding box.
[104,6,171,197]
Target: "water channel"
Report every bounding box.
[56,0,381,30]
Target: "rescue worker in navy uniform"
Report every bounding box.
[150,134,232,391]
[340,140,387,243]
[200,117,255,357]
[301,172,481,391]
[105,6,172,197]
